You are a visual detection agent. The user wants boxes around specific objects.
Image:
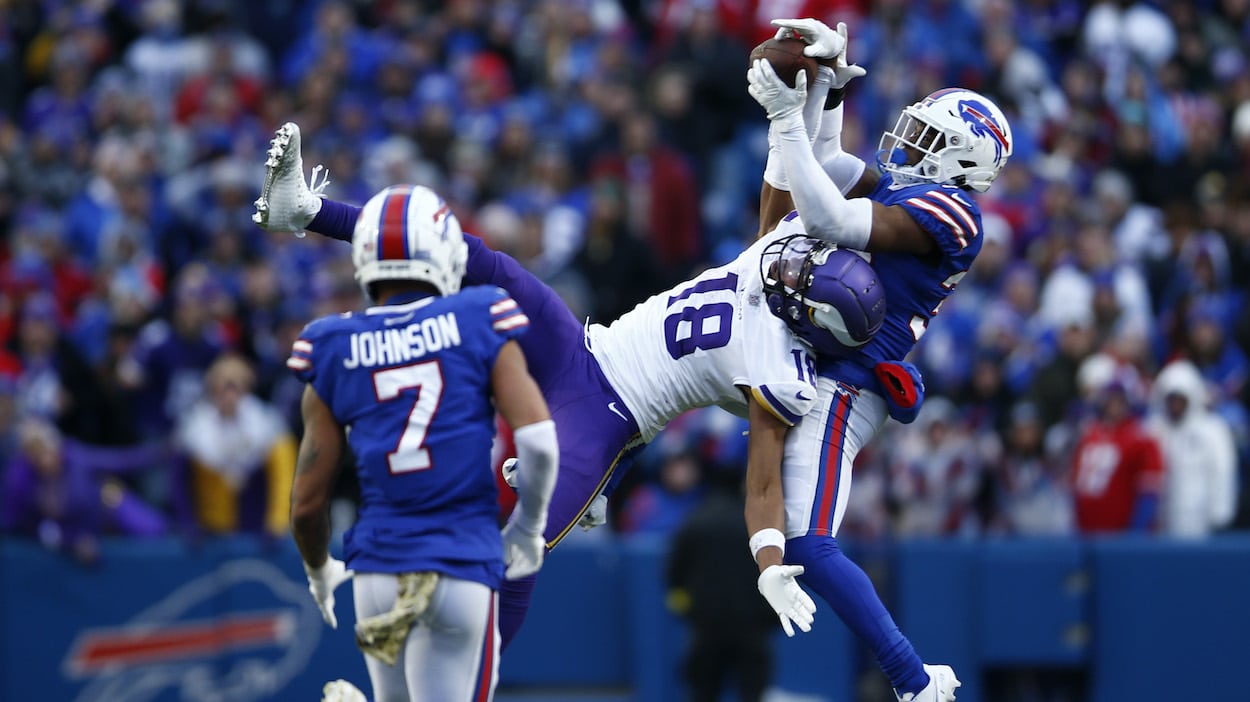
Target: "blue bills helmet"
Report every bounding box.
[352,185,467,300]
[761,235,886,358]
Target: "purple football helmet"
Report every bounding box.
[761,235,886,358]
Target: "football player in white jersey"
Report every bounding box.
[253,124,887,645]
[748,17,1015,702]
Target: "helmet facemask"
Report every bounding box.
[878,111,948,185]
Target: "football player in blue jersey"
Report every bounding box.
[255,125,887,649]
[747,17,1015,702]
[288,184,559,702]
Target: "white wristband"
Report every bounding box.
[749,528,786,561]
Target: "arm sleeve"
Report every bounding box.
[802,66,833,144]
[511,419,559,533]
[811,100,866,195]
[772,112,872,250]
[307,199,361,243]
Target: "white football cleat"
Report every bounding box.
[321,679,367,702]
[252,122,329,235]
[896,664,961,702]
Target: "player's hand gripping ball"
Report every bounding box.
[749,36,818,89]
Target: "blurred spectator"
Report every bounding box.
[1,419,171,564]
[174,353,295,538]
[987,401,1074,536]
[1025,305,1098,431]
[1146,360,1237,538]
[1070,367,1164,533]
[619,449,706,537]
[1038,217,1153,344]
[591,109,702,280]
[888,397,988,536]
[572,178,668,322]
[667,465,777,702]
[128,264,227,440]
[10,293,112,444]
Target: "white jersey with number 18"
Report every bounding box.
[588,223,818,442]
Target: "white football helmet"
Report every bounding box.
[877,88,1013,193]
[352,185,467,299]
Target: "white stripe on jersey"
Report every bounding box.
[905,196,968,248]
[490,298,518,315]
[926,191,979,236]
[286,357,311,370]
[293,339,313,353]
[493,314,529,331]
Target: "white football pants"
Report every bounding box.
[782,376,887,538]
[353,573,499,702]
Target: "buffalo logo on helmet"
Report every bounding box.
[956,99,1010,165]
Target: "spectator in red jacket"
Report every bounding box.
[1070,366,1164,533]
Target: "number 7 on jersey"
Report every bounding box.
[373,361,444,474]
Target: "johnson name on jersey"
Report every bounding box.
[286,285,528,587]
[588,224,819,441]
[821,174,984,388]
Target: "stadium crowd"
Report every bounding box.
[1,0,1249,563]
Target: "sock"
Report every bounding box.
[786,534,928,695]
[308,199,361,243]
[498,571,538,651]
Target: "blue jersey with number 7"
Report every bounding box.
[287,286,528,587]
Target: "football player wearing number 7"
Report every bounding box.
[749,16,1014,702]
[257,122,887,646]
[288,184,559,701]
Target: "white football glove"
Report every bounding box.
[578,494,608,531]
[304,557,355,629]
[748,58,808,122]
[501,457,519,489]
[773,19,865,89]
[321,679,367,702]
[757,564,816,637]
[502,518,546,580]
[772,18,845,60]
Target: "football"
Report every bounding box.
[749,36,818,89]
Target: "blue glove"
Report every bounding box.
[873,361,925,424]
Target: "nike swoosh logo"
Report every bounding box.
[796,392,811,401]
[607,402,628,422]
[385,312,415,326]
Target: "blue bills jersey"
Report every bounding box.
[287,286,529,588]
[820,174,983,388]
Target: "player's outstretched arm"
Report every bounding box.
[291,384,354,628]
[743,392,816,637]
[757,19,870,240]
[491,341,558,579]
[750,51,931,255]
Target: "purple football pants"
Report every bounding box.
[310,201,643,648]
[463,233,644,647]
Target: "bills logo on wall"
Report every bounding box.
[62,559,324,702]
